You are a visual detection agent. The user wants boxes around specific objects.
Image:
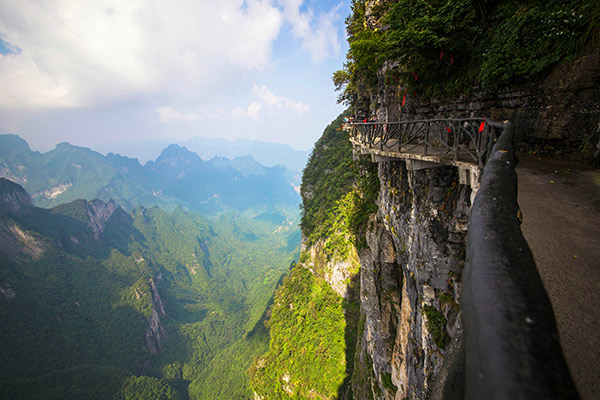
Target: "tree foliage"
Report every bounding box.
[335,0,598,103]
[300,112,379,258]
[249,266,347,399]
[0,194,300,399]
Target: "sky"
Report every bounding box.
[0,0,350,153]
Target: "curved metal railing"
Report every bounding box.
[348,119,579,398]
[346,118,506,169]
[459,123,579,399]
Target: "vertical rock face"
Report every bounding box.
[84,199,119,240]
[143,278,166,355]
[353,161,469,399]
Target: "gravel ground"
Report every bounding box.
[516,154,600,400]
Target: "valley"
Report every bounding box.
[0,136,301,399]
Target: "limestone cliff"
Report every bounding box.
[350,162,469,399]
[83,199,120,240]
[341,0,600,164]
[250,113,469,399]
[296,158,469,399]
[142,278,167,355]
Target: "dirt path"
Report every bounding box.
[516,154,600,400]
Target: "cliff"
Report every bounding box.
[353,162,469,399]
[142,278,167,355]
[338,0,600,164]
[250,1,596,398]
[250,112,469,399]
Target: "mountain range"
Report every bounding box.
[0,177,299,399]
[92,136,310,172]
[0,134,300,219]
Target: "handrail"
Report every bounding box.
[346,119,506,169]
[460,122,579,399]
[348,119,578,398]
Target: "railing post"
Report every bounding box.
[453,121,459,162]
[424,121,429,156]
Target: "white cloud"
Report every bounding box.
[230,84,308,122]
[232,101,263,122]
[253,84,309,113]
[0,0,283,109]
[157,106,229,122]
[161,84,308,123]
[156,107,200,122]
[278,0,342,62]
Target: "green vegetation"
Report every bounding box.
[0,134,300,217]
[121,376,181,400]
[334,0,599,103]
[0,191,300,399]
[250,112,378,398]
[249,266,348,399]
[423,304,451,350]
[300,112,379,259]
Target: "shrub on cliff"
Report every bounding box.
[300,112,379,257]
[334,0,598,102]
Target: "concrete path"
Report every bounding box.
[517,154,600,400]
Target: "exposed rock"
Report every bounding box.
[142,278,167,355]
[352,160,470,399]
[31,182,72,200]
[375,47,600,163]
[305,238,361,299]
[84,199,119,240]
[0,219,46,262]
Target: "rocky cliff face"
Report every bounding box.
[84,199,120,240]
[300,160,469,400]
[142,278,167,355]
[351,162,469,399]
[0,178,44,263]
[368,49,600,162]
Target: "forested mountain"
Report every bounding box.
[0,178,299,399]
[0,134,300,217]
[94,136,310,172]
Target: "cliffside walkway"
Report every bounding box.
[346,118,507,193]
[348,119,581,399]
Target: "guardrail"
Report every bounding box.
[347,119,506,169]
[458,122,579,399]
[348,119,578,397]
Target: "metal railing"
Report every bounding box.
[348,119,579,398]
[347,119,506,169]
[448,123,579,399]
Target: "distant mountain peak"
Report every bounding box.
[0,134,31,156]
[155,144,202,166]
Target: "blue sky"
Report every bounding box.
[0,0,349,153]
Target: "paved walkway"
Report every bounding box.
[517,154,600,400]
